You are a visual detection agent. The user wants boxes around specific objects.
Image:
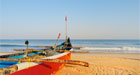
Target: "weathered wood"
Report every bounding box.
[0,53,25,58]
[68,47,83,49]
[38,46,52,47]
[0,65,18,75]
[53,33,61,51]
[14,49,45,52]
[70,51,89,53]
[0,58,89,67]
[14,49,89,53]
[38,46,83,49]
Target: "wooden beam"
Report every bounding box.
[38,46,83,49]
[0,58,89,67]
[14,49,89,53]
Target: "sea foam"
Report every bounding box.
[80,46,140,51]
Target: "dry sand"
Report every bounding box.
[55,53,140,75]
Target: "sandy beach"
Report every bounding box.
[0,52,140,75]
[56,52,140,75]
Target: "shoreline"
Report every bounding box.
[72,52,140,60]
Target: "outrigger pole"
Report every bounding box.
[0,58,89,67]
[65,16,68,44]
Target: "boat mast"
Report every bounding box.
[65,16,68,43]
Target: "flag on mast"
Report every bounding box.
[58,33,61,39]
[65,16,67,21]
[65,16,68,43]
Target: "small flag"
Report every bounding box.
[65,16,67,21]
[58,33,61,39]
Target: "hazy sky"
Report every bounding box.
[0,0,139,39]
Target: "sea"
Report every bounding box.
[0,39,140,53]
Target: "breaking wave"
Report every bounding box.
[80,46,140,51]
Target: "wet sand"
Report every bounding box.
[0,52,15,56]
[55,53,140,75]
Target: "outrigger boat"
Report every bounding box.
[0,16,89,75]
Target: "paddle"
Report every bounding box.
[0,58,89,67]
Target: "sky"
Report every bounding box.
[0,0,139,39]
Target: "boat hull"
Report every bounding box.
[9,52,71,75]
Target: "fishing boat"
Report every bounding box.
[0,16,88,75]
[0,38,88,75]
[0,38,77,75]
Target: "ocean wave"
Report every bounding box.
[0,44,25,47]
[0,44,37,47]
[80,46,140,51]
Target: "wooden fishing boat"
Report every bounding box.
[0,38,85,75]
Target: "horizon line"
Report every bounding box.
[0,39,139,40]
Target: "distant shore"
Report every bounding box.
[56,52,140,75]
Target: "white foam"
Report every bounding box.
[80,46,140,51]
